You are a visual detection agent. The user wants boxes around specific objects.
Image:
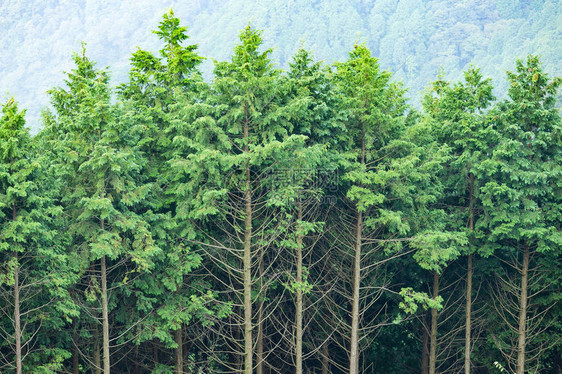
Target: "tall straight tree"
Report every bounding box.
[331,44,449,374]
[275,47,344,374]
[118,10,210,374]
[42,48,158,373]
[480,56,561,374]
[0,98,32,374]
[332,45,402,374]
[169,25,282,374]
[0,98,74,373]
[169,26,322,373]
[423,67,495,374]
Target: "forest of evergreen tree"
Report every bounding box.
[0,10,560,374]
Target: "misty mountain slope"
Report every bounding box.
[0,0,560,131]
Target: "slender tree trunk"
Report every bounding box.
[429,271,439,374]
[256,259,264,374]
[101,254,110,373]
[14,256,22,374]
[349,210,363,374]
[183,329,190,364]
[134,344,140,374]
[516,244,529,374]
[12,205,22,374]
[295,200,304,374]
[73,345,80,374]
[465,173,475,374]
[153,341,159,366]
[421,313,429,374]
[349,135,366,374]
[94,325,101,374]
[243,119,253,374]
[465,253,473,374]
[321,340,329,374]
[175,327,183,374]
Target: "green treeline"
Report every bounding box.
[1,10,560,374]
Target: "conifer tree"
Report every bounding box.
[118,10,212,373]
[169,26,316,373]
[278,48,344,374]
[331,44,450,374]
[480,55,561,374]
[42,47,158,373]
[423,67,495,374]
[0,98,74,373]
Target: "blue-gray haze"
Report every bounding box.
[1,0,560,132]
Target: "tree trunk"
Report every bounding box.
[349,136,366,374]
[321,340,329,374]
[465,253,473,374]
[153,341,159,366]
[349,210,363,374]
[243,119,253,374]
[101,255,110,373]
[12,205,22,374]
[516,244,529,374]
[295,200,303,374]
[256,259,264,374]
[465,173,475,374]
[183,330,190,367]
[175,327,183,374]
[14,254,22,374]
[134,344,140,374]
[429,271,439,374]
[421,313,429,374]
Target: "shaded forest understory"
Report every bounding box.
[1,10,561,374]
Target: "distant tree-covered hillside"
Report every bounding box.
[1,0,560,131]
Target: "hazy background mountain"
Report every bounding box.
[1,0,561,132]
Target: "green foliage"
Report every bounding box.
[44,51,158,265]
[153,9,204,84]
[481,55,561,251]
[23,348,71,374]
[0,98,75,371]
[411,230,468,272]
[0,10,560,373]
[477,56,561,372]
[494,361,514,374]
[399,287,443,314]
